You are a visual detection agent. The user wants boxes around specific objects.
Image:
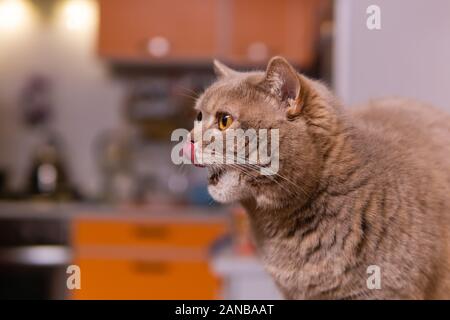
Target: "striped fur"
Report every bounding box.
[193,57,450,299]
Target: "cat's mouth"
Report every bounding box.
[208,167,226,185]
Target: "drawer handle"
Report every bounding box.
[133,261,168,274]
[247,42,269,62]
[133,225,169,239]
[146,36,170,57]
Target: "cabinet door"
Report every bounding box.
[71,258,221,299]
[72,218,228,248]
[98,0,218,61]
[70,215,228,299]
[228,0,321,67]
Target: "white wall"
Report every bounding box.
[0,0,125,196]
[334,0,450,111]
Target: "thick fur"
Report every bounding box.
[192,57,450,299]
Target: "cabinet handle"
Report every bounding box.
[146,36,171,58]
[133,225,169,239]
[132,261,169,274]
[247,42,269,62]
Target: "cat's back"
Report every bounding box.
[350,98,450,298]
[350,97,450,172]
[349,97,450,208]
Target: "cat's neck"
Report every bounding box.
[241,111,378,248]
[240,115,384,298]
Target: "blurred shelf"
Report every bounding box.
[0,201,229,220]
[98,0,323,69]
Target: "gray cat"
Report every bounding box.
[188,56,450,299]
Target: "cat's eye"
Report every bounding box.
[218,113,233,130]
[196,111,202,122]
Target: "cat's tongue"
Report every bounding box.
[183,142,205,167]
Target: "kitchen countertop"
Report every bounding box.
[0,201,229,221]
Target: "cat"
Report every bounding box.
[188,56,450,299]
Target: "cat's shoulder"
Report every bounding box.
[349,97,450,123]
[347,97,450,133]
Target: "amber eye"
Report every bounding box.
[196,111,202,122]
[218,113,233,130]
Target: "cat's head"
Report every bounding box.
[189,57,339,209]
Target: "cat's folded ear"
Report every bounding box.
[213,59,237,78]
[261,56,303,117]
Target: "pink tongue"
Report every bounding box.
[183,142,204,167]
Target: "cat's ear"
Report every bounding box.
[262,56,302,117]
[213,59,237,78]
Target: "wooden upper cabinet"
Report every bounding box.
[98,0,218,62]
[98,0,322,67]
[228,0,321,67]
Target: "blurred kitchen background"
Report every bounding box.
[0,0,449,299]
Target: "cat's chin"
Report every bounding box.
[207,169,249,203]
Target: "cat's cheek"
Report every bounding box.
[207,171,248,203]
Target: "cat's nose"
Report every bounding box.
[183,142,204,167]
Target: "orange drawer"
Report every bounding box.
[71,257,221,299]
[72,218,228,248]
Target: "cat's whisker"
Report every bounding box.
[239,163,303,197]
[203,150,301,197]
[176,92,199,101]
[217,151,303,193]
[175,86,200,101]
[240,161,309,197]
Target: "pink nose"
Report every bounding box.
[183,142,204,167]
